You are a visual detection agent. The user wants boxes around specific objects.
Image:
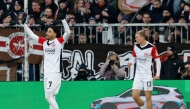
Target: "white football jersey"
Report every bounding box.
[38,37,64,74]
[132,42,159,78]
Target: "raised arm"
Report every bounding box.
[23,24,39,42]
[61,19,70,43]
[23,24,46,44]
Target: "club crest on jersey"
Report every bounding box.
[52,42,56,48]
[144,52,149,57]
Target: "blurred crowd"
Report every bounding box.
[1,0,189,81]
[0,0,190,44]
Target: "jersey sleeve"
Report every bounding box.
[151,46,159,59]
[38,37,46,45]
[57,37,64,43]
[132,46,136,57]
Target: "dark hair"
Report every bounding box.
[143,26,153,30]
[143,12,151,17]
[47,16,54,19]
[32,0,41,4]
[44,7,52,11]
[108,54,119,61]
[47,25,61,38]
[154,0,161,3]
[185,61,190,65]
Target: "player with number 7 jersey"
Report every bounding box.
[23,19,70,109]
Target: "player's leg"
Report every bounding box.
[143,79,153,109]
[49,94,56,109]
[132,79,146,109]
[50,80,61,109]
[46,91,59,109]
[45,73,61,109]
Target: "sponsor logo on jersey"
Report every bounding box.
[45,48,55,54]
[137,58,147,63]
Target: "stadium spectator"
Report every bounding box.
[83,0,95,16]
[152,29,160,44]
[117,12,122,23]
[181,61,190,80]
[1,13,11,28]
[74,63,96,81]
[99,52,125,80]
[44,7,53,17]
[46,16,54,25]
[40,12,47,23]
[41,0,58,17]
[86,16,97,43]
[93,0,117,23]
[67,29,77,44]
[162,8,171,17]
[96,23,103,43]
[150,0,164,23]
[0,0,15,14]
[182,3,190,22]
[143,26,154,43]
[142,12,152,24]
[65,10,75,22]
[73,0,91,23]
[79,33,86,44]
[162,15,175,42]
[54,0,69,20]
[136,12,152,31]
[35,7,53,25]
[10,0,24,20]
[160,46,185,80]
[28,15,35,25]
[162,0,182,18]
[68,18,79,36]
[174,27,183,43]
[114,26,127,45]
[132,11,143,23]
[30,0,42,21]
[173,0,185,21]
[120,14,129,24]
[28,15,39,30]
[170,16,190,43]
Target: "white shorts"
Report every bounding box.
[132,77,153,91]
[44,72,62,94]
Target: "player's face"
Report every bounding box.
[45,28,57,40]
[135,34,144,44]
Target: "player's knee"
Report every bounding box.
[132,94,139,100]
[145,92,151,101]
[45,91,54,101]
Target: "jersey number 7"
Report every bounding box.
[49,81,52,87]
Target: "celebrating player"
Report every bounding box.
[127,30,161,109]
[23,19,70,109]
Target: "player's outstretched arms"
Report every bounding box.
[23,24,39,42]
[61,19,70,42]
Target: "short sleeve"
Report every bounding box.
[38,37,46,45]
[152,46,159,59]
[57,36,64,43]
[132,46,136,57]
